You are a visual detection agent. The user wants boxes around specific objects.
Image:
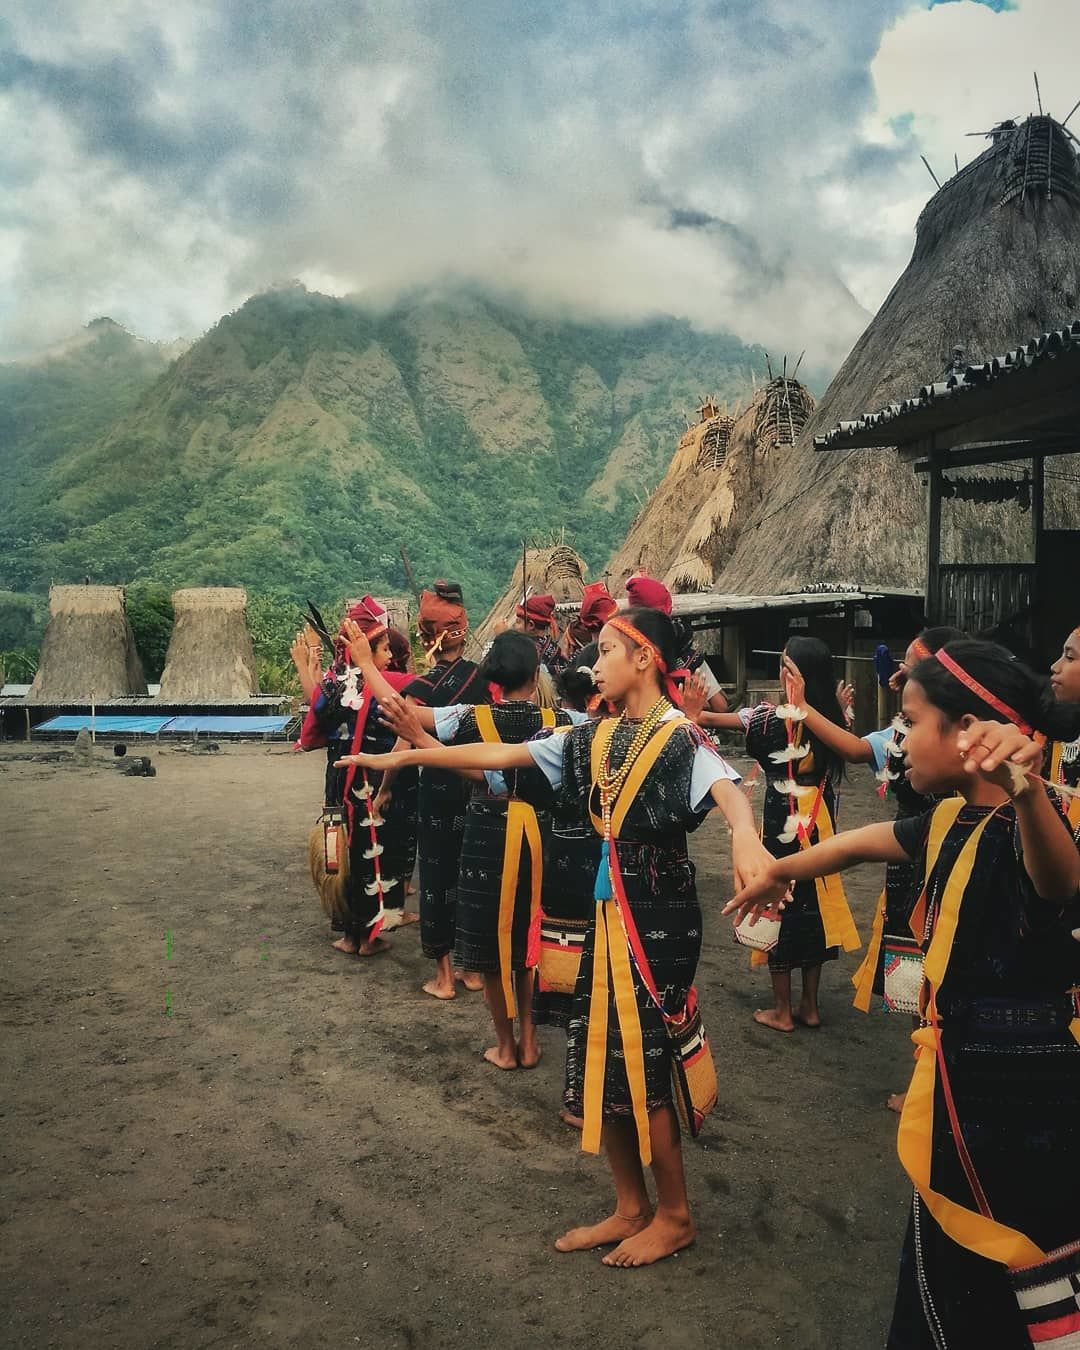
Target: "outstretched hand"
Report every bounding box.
[722,868,790,925]
[780,654,805,707]
[957,719,1042,796]
[340,618,372,668]
[729,827,775,893]
[377,692,426,744]
[335,750,410,772]
[681,672,709,723]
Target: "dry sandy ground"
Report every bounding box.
[1,743,912,1350]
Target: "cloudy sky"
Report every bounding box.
[0,0,1076,367]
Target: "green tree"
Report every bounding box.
[125,582,174,680]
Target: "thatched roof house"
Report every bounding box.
[28,585,147,702]
[471,543,587,653]
[709,112,1080,596]
[157,588,258,701]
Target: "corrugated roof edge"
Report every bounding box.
[814,318,1080,450]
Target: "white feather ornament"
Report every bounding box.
[882,738,903,758]
[875,766,900,783]
[775,703,809,722]
[352,783,374,800]
[358,814,385,828]
[364,880,383,896]
[363,843,384,860]
[777,813,812,844]
[340,667,364,711]
[772,779,800,795]
[890,714,908,735]
[768,742,811,764]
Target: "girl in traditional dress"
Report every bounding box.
[699,635,859,1032]
[395,582,489,999]
[624,573,729,713]
[782,627,963,1102]
[344,607,773,1267]
[726,640,1080,1349]
[299,598,413,955]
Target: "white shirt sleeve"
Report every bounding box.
[736,705,753,731]
[690,742,742,812]
[524,731,566,789]
[433,704,469,744]
[695,663,723,700]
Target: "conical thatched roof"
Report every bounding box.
[711,113,1080,595]
[157,588,258,701]
[471,544,588,653]
[28,585,147,702]
[605,380,815,595]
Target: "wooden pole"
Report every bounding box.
[398,546,421,600]
[926,447,943,624]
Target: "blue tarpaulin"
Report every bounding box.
[36,715,172,734]
[161,715,293,734]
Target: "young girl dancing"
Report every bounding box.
[342,607,773,1267]
[726,640,1080,1348]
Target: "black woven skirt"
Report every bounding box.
[452,797,541,975]
[768,878,838,973]
[416,767,469,960]
[563,840,701,1120]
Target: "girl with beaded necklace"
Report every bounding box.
[340,607,773,1267]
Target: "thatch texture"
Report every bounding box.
[606,382,816,595]
[27,585,147,702]
[157,588,258,701]
[471,544,587,652]
[710,113,1080,595]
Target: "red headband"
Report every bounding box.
[608,616,691,707]
[909,637,932,663]
[935,649,1034,735]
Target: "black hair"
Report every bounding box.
[783,634,845,785]
[909,639,1080,742]
[917,625,965,652]
[433,580,464,604]
[386,627,411,674]
[619,607,682,679]
[480,631,540,692]
[557,646,597,712]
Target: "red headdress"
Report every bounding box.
[578,581,617,632]
[343,594,389,641]
[516,592,557,634]
[625,573,672,615]
[418,581,468,645]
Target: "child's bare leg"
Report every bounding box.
[331,934,360,953]
[754,969,795,1032]
[796,963,823,1027]
[481,974,518,1069]
[516,969,541,1068]
[422,953,456,1000]
[555,1119,651,1252]
[604,1106,695,1268]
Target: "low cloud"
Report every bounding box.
[0,0,1075,371]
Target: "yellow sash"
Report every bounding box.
[896,801,1047,1268]
[851,889,887,1012]
[473,703,555,1016]
[800,788,861,952]
[582,714,686,1165]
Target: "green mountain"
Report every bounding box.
[0,287,769,624]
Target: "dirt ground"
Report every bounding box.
[1,742,913,1350]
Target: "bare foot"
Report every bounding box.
[555,1211,651,1253]
[455,970,484,992]
[358,937,390,957]
[422,978,456,1001]
[753,1008,795,1033]
[398,911,420,926]
[332,936,360,954]
[559,1109,584,1131]
[887,1091,907,1114]
[794,1010,822,1029]
[517,1040,542,1070]
[602,1214,696,1268]
[483,1045,518,1071]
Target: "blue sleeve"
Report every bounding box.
[525,732,565,789]
[433,704,468,744]
[862,728,892,773]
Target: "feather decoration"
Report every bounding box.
[890,714,909,735]
[352,783,374,800]
[882,737,903,758]
[364,880,384,897]
[875,766,900,783]
[777,813,813,844]
[775,703,809,722]
[363,843,384,860]
[340,667,364,711]
[772,778,800,795]
[768,742,812,764]
[358,814,385,828]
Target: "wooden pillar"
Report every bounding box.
[926,445,943,624]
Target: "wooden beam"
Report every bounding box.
[926,448,943,624]
[913,436,1078,472]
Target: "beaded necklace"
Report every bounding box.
[597,697,671,830]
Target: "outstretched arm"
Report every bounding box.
[709,777,774,890]
[782,655,873,763]
[722,821,905,921]
[697,710,745,730]
[337,740,536,774]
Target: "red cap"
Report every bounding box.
[516,593,556,626]
[625,573,672,615]
[343,595,389,638]
[578,582,617,631]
